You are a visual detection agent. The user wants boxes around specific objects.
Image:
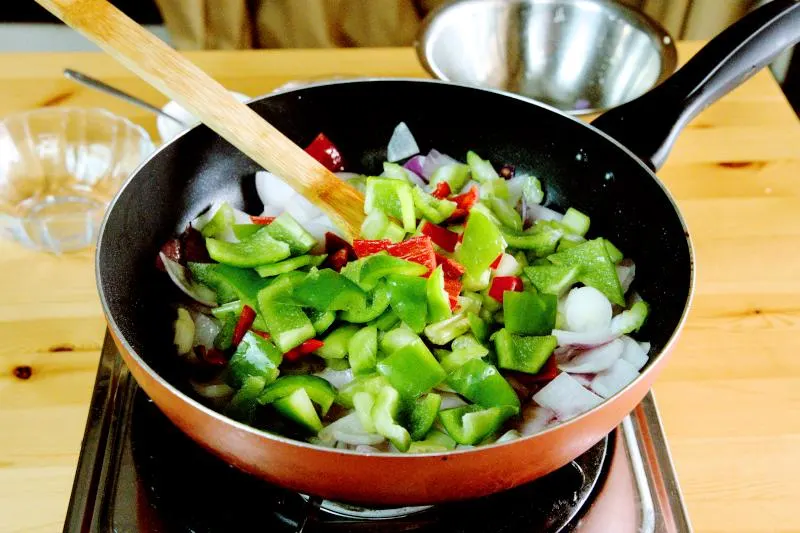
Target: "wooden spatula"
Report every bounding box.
[35,0,366,239]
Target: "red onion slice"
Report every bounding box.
[557,338,624,373]
[387,122,420,162]
[160,252,217,306]
[590,359,640,398]
[532,373,604,421]
[403,155,426,178]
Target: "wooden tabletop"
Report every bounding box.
[0,42,798,533]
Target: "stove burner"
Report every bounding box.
[303,495,433,520]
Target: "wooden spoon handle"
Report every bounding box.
[35,0,365,239]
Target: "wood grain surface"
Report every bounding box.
[0,43,798,533]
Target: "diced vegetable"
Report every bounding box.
[532,372,603,421]
[207,227,291,268]
[305,133,345,172]
[439,405,515,445]
[377,340,446,398]
[348,326,378,375]
[456,209,506,278]
[424,314,471,345]
[372,386,411,451]
[258,375,336,416]
[227,331,282,388]
[558,338,624,374]
[256,275,316,352]
[364,177,416,232]
[547,239,625,306]
[563,286,612,333]
[426,266,453,323]
[408,393,442,440]
[523,264,579,296]
[494,328,557,374]
[561,208,590,236]
[173,307,195,354]
[610,300,649,335]
[447,358,520,412]
[385,274,428,333]
[386,121,419,162]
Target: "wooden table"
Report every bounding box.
[0,43,798,533]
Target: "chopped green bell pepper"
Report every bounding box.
[494,328,557,374]
[353,391,376,432]
[523,264,580,296]
[272,388,323,433]
[256,274,316,352]
[265,212,317,255]
[429,163,470,192]
[369,308,401,331]
[337,374,390,409]
[424,314,471,345]
[308,308,336,335]
[364,177,416,232]
[372,385,411,451]
[188,262,271,310]
[446,358,520,412]
[547,238,625,305]
[380,325,421,354]
[232,223,261,240]
[345,253,428,292]
[466,312,489,342]
[438,335,489,372]
[377,340,446,398]
[255,254,325,277]
[385,274,428,333]
[561,208,590,237]
[200,202,235,238]
[224,375,266,423]
[381,221,406,243]
[360,209,391,240]
[340,282,392,323]
[206,227,291,268]
[407,429,457,453]
[412,186,457,224]
[213,311,237,350]
[227,331,283,388]
[466,151,499,183]
[521,175,544,205]
[503,291,556,335]
[458,292,483,315]
[426,266,452,323]
[612,300,649,334]
[486,197,522,231]
[604,239,624,263]
[480,178,510,201]
[456,209,506,279]
[407,393,442,440]
[258,374,336,416]
[292,268,367,311]
[348,326,378,375]
[316,324,360,359]
[500,224,562,256]
[439,404,515,445]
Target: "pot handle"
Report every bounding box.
[592,0,800,171]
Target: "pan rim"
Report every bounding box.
[95,77,695,458]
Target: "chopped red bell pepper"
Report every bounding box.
[435,253,466,278]
[420,221,460,253]
[353,239,392,258]
[305,133,345,172]
[323,248,350,272]
[252,330,271,340]
[325,232,356,260]
[443,277,463,310]
[488,275,524,302]
[447,186,479,222]
[431,181,451,199]
[387,236,436,273]
[196,346,227,366]
[490,253,503,269]
[283,339,325,362]
[250,215,275,225]
[232,305,257,347]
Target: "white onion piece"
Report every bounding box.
[255,170,296,207]
[557,338,624,374]
[174,308,195,355]
[191,201,222,232]
[496,430,521,443]
[160,253,217,306]
[314,367,354,390]
[571,374,595,387]
[401,167,427,189]
[355,445,381,454]
[456,444,475,450]
[518,404,558,436]
[493,253,522,277]
[387,121,420,162]
[333,430,385,446]
[590,359,640,398]
[439,392,468,409]
[190,379,235,400]
[260,204,284,217]
[335,172,360,181]
[553,328,616,348]
[422,149,458,179]
[193,313,221,349]
[533,373,604,421]
[616,262,636,294]
[564,286,612,333]
[523,202,564,223]
[304,217,337,249]
[638,341,651,354]
[319,412,383,447]
[620,336,649,371]
[284,193,321,224]
[506,175,526,207]
[230,206,252,225]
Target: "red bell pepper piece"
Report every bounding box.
[420,221,459,253]
[490,253,503,269]
[305,133,345,172]
[431,181,451,199]
[250,215,275,225]
[488,275,524,303]
[325,232,356,260]
[252,330,271,339]
[435,253,466,278]
[283,339,325,362]
[196,346,227,367]
[443,277,463,310]
[387,236,436,273]
[323,248,349,272]
[232,305,257,347]
[353,239,392,258]
[447,185,480,222]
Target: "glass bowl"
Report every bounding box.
[0,108,154,253]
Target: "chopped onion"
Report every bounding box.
[616,261,636,294]
[403,155,426,178]
[553,328,616,348]
[590,359,640,398]
[255,170,296,207]
[173,307,195,355]
[533,372,604,421]
[319,412,383,447]
[284,193,321,224]
[506,175,526,207]
[638,341,651,354]
[304,214,338,248]
[496,429,522,443]
[401,167,427,189]
[493,253,522,277]
[571,374,595,387]
[191,201,222,232]
[387,122,420,162]
[314,367,354,390]
[160,252,217,306]
[557,338,624,373]
[620,336,649,371]
[456,444,475,450]
[439,392,469,410]
[522,201,564,224]
[189,379,234,400]
[355,445,381,454]
[260,204,284,217]
[422,149,458,179]
[193,313,221,349]
[518,404,558,436]
[564,286,612,333]
[333,430,385,446]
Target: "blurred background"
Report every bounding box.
[0,0,797,112]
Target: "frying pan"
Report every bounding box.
[97,0,800,505]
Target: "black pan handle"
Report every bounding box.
[592,0,800,171]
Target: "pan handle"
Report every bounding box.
[592,0,800,171]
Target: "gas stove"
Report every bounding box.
[63,333,691,532]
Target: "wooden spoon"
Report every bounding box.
[35,0,366,239]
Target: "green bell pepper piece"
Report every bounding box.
[382,162,409,181]
[364,177,416,232]
[466,312,489,342]
[345,253,428,291]
[561,207,590,237]
[521,175,544,205]
[348,326,378,375]
[407,393,442,440]
[316,324,360,359]
[337,374,390,409]
[429,162,470,192]
[458,292,483,315]
[377,340,446,398]
[456,209,506,279]
[292,268,367,311]
[272,388,323,433]
[412,186,457,224]
[265,212,317,255]
[439,405,515,445]
[426,265,452,324]
[256,275,316,352]
[224,375,266,423]
[446,358,520,412]
[612,300,649,334]
[466,151,499,183]
[381,221,406,243]
[188,263,271,308]
[604,239,624,263]
[369,308,401,331]
[462,268,491,291]
[385,274,428,333]
[503,291,556,335]
[380,325,421,354]
[206,227,291,268]
[360,209,391,240]
[486,196,522,231]
[500,224,562,256]
[522,264,580,296]
[480,178,510,201]
[424,314,471,345]
[258,374,336,416]
[547,238,625,305]
[308,309,336,335]
[232,223,261,240]
[372,385,411,451]
[452,333,490,355]
[213,311,237,350]
[340,282,392,323]
[494,328,557,374]
[227,331,283,389]
[407,429,457,453]
[255,254,325,277]
[438,335,489,372]
[352,391,377,433]
[200,202,234,238]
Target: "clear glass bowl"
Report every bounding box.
[0,108,154,253]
